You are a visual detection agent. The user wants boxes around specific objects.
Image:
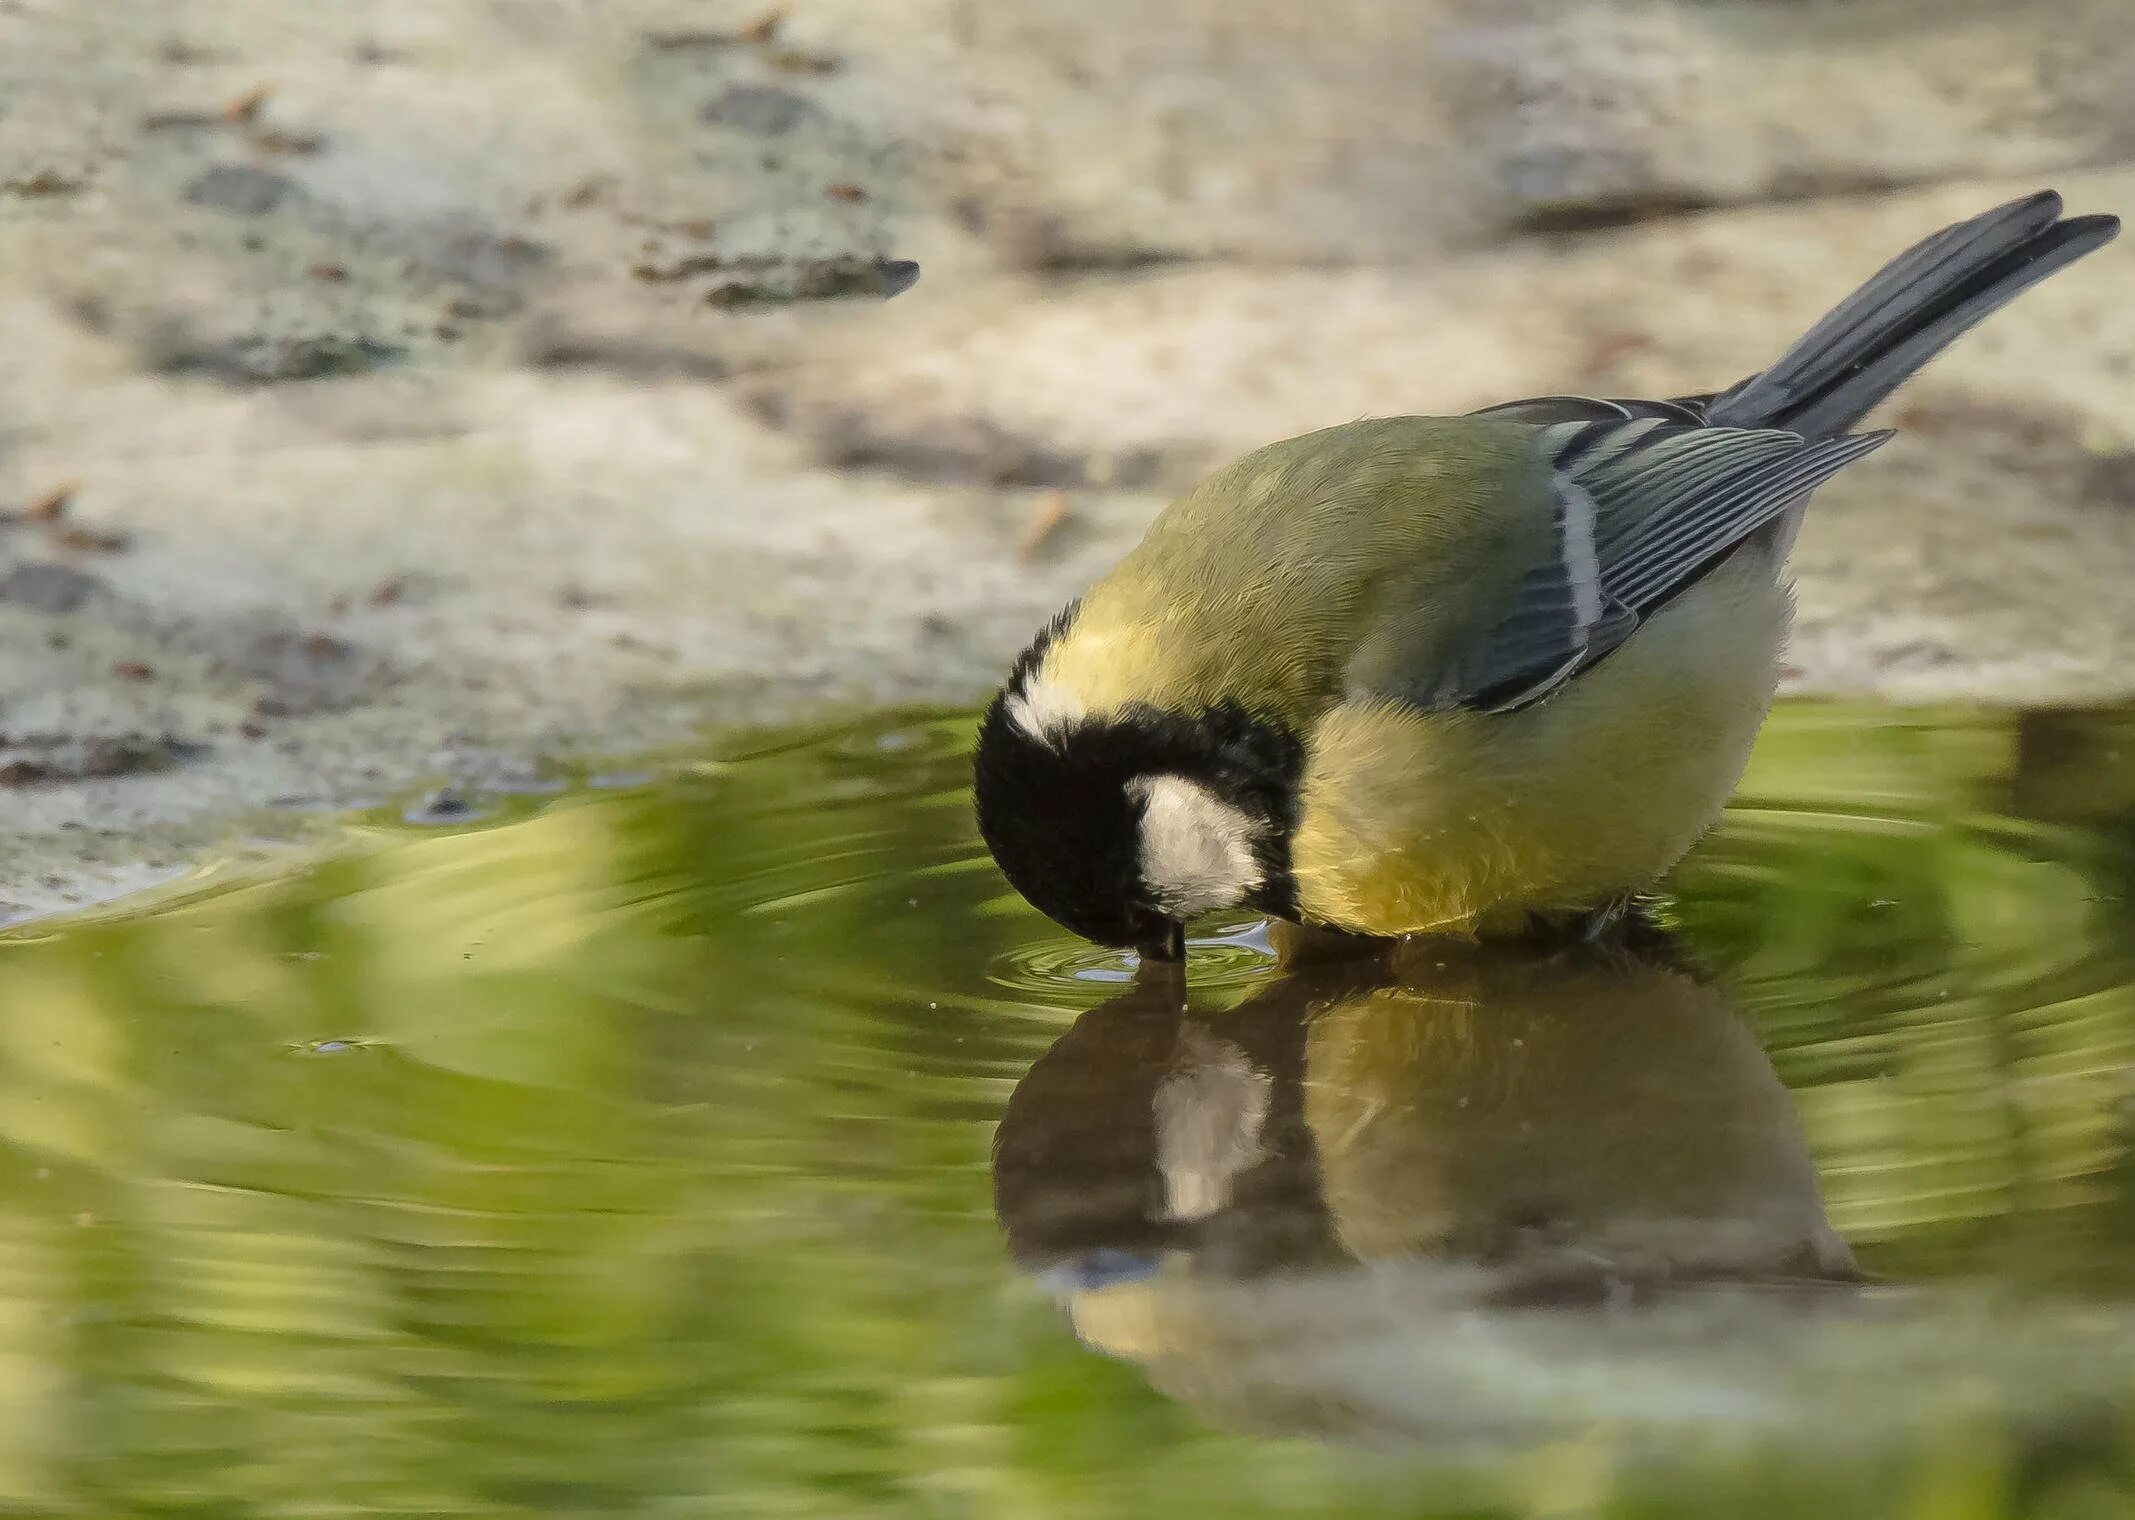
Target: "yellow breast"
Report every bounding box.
[1290,545,1789,937]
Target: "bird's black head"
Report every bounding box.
[973,638,1302,963]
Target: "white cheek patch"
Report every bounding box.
[1004,671,1085,748]
[1127,774,1264,918]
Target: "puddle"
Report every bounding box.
[1,702,2133,1515]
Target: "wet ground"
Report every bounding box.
[1,700,2131,1516]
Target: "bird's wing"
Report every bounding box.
[1392,416,1889,713]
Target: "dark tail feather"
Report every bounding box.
[1702,191,2119,438]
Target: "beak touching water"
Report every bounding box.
[1136,920,1187,965]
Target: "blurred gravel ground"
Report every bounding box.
[2,0,2133,918]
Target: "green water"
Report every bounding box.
[3,703,2134,1518]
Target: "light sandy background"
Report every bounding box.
[3,0,2133,917]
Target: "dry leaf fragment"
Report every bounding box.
[223,84,271,124]
[51,524,130,553]
[1019,492,1070,560]
[249,128,325,156]
[25,483,74,523]
[768,48,838,75]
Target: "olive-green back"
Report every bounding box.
[1042,416,1548,724]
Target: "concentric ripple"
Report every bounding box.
[987,916,1280,999]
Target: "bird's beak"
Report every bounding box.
[1135,920,1187,965]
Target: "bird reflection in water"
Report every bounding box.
[992,928,1864,1444]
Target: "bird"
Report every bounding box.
[972,191,2119,962]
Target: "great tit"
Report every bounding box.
[974,191,2119,961]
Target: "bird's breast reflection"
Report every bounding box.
[991,932,1862,1443]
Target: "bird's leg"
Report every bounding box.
[1505,897,1637,949]
[1578,893,1636,944]
[1266,918,1397,971]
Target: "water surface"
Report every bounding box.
[2,702,2133,1517]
